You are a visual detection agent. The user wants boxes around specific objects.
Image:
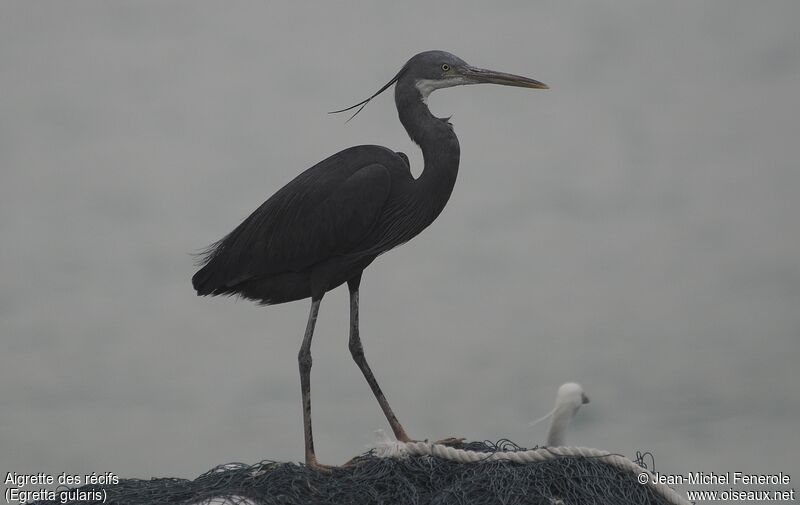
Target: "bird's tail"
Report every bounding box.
[192,263,216,296]
[191,240,226,296]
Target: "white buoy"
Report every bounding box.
[531,382,590,446]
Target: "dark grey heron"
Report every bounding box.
[192,50,547,468]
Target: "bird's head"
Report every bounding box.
[530,382,589,447]
[402,50,548,102]
[331,50,547,120]
[530,382,589,428]
[556,382,590,408]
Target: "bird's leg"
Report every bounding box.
[347,278,411,442]
[298,297,326,468]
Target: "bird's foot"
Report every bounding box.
[432,436,466,447]
[386,429,465,448]
[309,455,370,470]
[403,436,465,447]
[304,456,336,473]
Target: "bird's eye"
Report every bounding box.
[441,63,450,71]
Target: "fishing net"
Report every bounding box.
[30,439,681,505]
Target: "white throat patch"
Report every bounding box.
[415,77,469,103]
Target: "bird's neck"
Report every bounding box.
[546,405,576,447]
[395,81,460,214]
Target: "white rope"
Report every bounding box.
[371,433,689,505]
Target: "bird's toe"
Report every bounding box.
[431,436,466,447]
[304,456,337,473]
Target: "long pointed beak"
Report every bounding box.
[461,66,548,89]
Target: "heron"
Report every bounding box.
[192,50,548,468]
[530,382,590,446]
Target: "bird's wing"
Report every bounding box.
[254,161,392,272]
[194,148,396,293]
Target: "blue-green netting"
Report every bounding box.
[30,440,675,505]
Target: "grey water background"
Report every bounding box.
[2,0,798,492]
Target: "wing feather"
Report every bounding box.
[193,146,395,295]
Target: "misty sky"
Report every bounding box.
[1,1,798,496]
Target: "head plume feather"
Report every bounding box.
[329,66,407,122]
